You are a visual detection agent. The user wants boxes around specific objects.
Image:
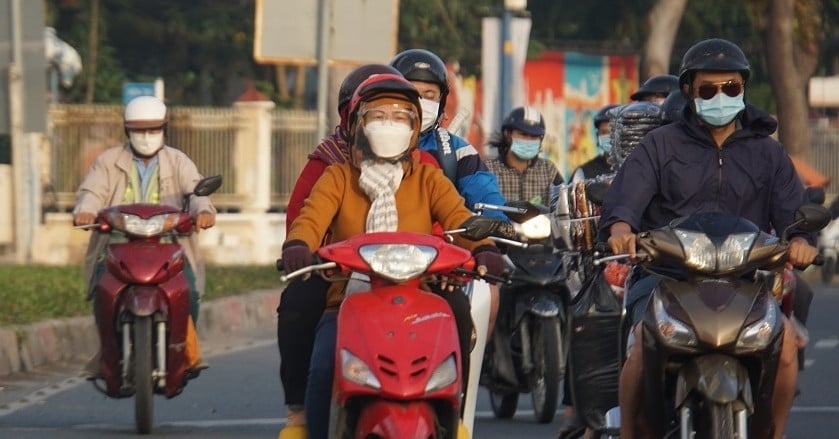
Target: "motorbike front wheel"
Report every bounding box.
[821,256,836,284]
[133,316,154,434]
[489,390,519,419]
[530,316,562,424]
[696,401,734,439]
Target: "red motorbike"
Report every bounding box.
[280,223,504,439]
[86,175,221,434]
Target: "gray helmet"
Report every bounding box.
[609,102,663,170]
[630,75,679,101]
[678,38,751,89]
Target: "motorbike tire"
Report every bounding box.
[530,316,562,424]
[696,401,734,439]
[489,390,519,419]
[133,316,154,434]
[821,257,836,285]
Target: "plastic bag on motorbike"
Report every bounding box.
[567,269,622,430]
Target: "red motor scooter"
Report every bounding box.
[85,175,222,434]
[280,223,507,439]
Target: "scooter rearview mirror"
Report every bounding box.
[193,175,223,197]
[586,182,610,206]
[794,203,831,232]
[783,203,832,241]
[505,201,546,224]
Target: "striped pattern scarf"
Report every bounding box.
[358,160,403,232]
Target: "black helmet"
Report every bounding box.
[338,64,402,136]
[630,75,679,101]
[389,49,450,117]
[678,38,751,88]
[502,106,545,137]
[660,90,687,124]
[593,104,621,129]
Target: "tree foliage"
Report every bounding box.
[47,0,274,105]
[44,0,839,114]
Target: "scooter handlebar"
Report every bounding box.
[279,262,338,283]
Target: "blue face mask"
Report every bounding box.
[510,138,541,160]
[694,92,745,127]
[596,134,611,155]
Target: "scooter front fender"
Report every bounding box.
[122,285,168,318]
[674,353,753,410]
[355,400,438,439]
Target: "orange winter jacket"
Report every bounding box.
[285,160,493,309]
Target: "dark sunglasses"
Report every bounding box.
[696,81,744,100]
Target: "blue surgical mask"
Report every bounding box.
[510,138,541,160]
[596,134,611,155]
[694,92,745,127]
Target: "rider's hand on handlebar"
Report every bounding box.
[473,246,505,278]
[788,237,818,268]
[607,221,636,258]
[74,212,96,227]
[282,241,313,273]
[194,211,216,231]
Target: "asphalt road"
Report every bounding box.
[1,275,839,438]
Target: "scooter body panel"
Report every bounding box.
[335,285,461,405]
[95,240,193,398]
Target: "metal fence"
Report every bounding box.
[46,104,839,211]
[46,104,316,212]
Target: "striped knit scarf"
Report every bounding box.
[308,131,350,165]
[358,160,403,232]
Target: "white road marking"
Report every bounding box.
[814,338,839,349]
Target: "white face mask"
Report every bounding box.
[419,98,440,132]
[129,131,164,156]
[362,121,413,159]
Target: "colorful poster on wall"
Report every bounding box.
[444,51,638,179]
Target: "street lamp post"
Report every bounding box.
[500,0,527,120]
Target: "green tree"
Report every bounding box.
[46,0,274,105]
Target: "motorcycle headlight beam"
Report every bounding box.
[424,354,458,393]
[340,349,381,390]
[517,214,552,240]
[359,244,437,282]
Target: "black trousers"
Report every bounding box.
[276,276,474,405]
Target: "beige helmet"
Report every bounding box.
[124,96,167,130]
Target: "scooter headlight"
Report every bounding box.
[424,354,458,393]
[108,212,180,237]
[736,299,778,351]
[341,349,381,390]
[517,214,552,240]
[359,244,437,282]
[653,294,697,347]
[676,230,715,271]
[676,230,756,272]
[717,232,757,270]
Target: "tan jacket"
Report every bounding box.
[286,160,493,309]
[74,144,216,295]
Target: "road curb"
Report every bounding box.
[0,289,281,378]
